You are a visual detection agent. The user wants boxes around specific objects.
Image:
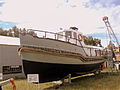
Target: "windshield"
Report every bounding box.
[65,31,72,38]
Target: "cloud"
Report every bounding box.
[0,0,107,34]
[84,0,120,43]
[0,0,5,7]
[0,2,4,7]
[83,0,120,47]
[0,0,119,32]
[0,0,120,46]
[85,0,120,8]
[56,0,89,8]
[85,0,120,32]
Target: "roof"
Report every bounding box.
[0,36,20,45]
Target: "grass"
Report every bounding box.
[2,69,120,90]
[2,79,55,90]
[51,72,120,90]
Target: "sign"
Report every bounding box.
[27,74,39,83]
[3,65,22,74]
[0,73,3,80]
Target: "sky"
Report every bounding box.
[0,0,120,47]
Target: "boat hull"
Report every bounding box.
[19,33,107,83]
[23,59,103,83]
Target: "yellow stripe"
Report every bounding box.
[65,73,95,81]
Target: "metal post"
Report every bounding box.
[55,34,57,39]
[90,48,92,56]
[76,39,77,45]
[45,32,46,38]
[68,74,71,84]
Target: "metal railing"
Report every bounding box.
[26,29,80,45]
[21,29,106,57]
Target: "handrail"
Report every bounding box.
[26,29,102,49]
[27,29,103,48]
[28,29,57,35]
[24,29,81,45]
[28,29,73,40]
[21,29,106,57]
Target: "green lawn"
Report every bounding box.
[47,72,120,90]
[2,69,120,90]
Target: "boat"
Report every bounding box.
[19,27,108,83]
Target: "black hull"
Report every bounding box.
[23,60,104,83]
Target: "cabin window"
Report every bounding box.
[57,32,63,39]
[95,50,101,56]
[73,32,77,39]
[65,31,72,38]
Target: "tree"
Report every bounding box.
[84,36,102,46]
[11,26,20,37]
[0,28,9,36]
[8,29,13,37]
[0,26,27,37]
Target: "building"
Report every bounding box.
[0,36,25,80]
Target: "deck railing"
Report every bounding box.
[22,29,82,46]
[21,29,107,57]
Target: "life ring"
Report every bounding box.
[78,34,82,41]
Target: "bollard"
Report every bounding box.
[0,78,16,90]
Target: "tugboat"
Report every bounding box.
[19,27,108,83]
